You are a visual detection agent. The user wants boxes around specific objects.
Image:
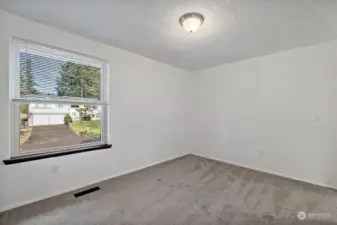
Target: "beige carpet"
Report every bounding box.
[1,154,337,225]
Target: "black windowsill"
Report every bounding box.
[3,144,112,165]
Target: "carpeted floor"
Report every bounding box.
[1,154,337,225]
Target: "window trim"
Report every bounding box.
[9,37,110,159]
[3,144,112,165]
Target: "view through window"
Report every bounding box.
[11,38,108,157]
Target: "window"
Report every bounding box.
[10,38,109,157]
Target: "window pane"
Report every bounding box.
[20,51,101,101]
[19,103,103,152]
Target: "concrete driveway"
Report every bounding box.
[21,124,100,151]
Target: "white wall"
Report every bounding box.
[0,10,191,211]
[194,40,337,189]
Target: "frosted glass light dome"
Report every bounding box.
[179,13,204,33]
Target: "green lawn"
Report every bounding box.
[70,120,101,136]
[20,127,32,144]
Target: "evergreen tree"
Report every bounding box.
[20,58,38,95]
[56,62,100,99]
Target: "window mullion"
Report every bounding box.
[12,98,106,106]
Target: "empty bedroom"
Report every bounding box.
[1,0,337,224]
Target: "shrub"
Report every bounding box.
[82,114,92,121]
[64,113,73,125]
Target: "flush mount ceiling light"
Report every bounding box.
[179,12,204,33]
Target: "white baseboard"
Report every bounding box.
[0,153,189,212]
[192,152,337,191]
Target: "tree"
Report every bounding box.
[20,58,38,95]
[20,104,29,114]
[20,104,29,127]
[76,105,93,121]
[56,62,100,99]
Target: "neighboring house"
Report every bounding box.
[69,107,80,121]
[91,107,101,121]
[28,104,101,126]
[28,104,71,126]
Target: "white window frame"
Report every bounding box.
[10,37,109,158]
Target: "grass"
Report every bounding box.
[20,127,32,144]
[70,120,101,136]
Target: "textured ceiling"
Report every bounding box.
[1,0,337,71]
